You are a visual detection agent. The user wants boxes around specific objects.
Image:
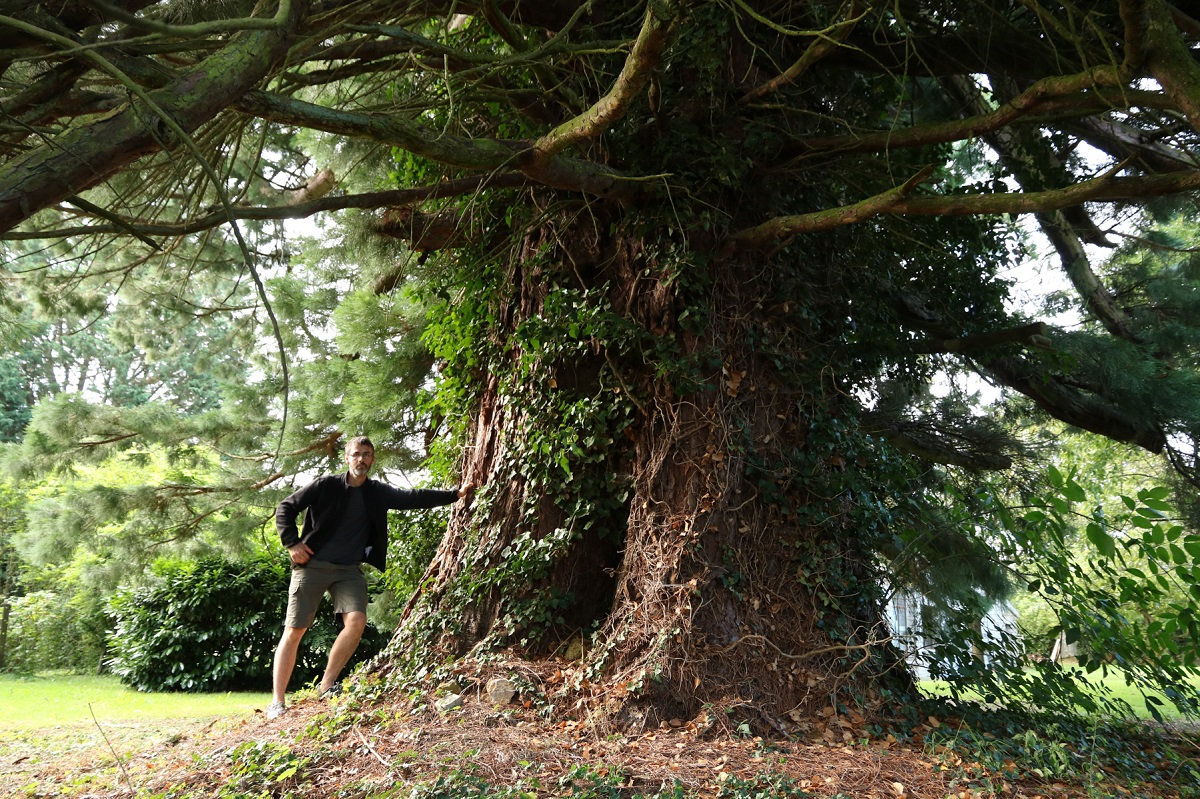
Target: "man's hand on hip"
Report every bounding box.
[288,542,314,565]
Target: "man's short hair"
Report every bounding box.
[345,435,375,453]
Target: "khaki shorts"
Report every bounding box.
[284,560,368,629]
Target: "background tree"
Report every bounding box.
[3,0,1200,727]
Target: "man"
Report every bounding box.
[266,435,472,719]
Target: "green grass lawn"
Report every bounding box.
[0,672,271,730]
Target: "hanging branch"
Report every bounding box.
[0,5,304,461]
[741,0,868,104]
[0,5,304,232]
[0,172,531,241]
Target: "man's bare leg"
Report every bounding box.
[320,611,366,694]
[272,626,307,705]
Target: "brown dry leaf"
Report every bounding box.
[726,369,745,396]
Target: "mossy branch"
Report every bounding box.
[727,167,1200,252]
[78,0,294,37]
[724,165,935,252]
[531,1,677,160]
[239,90,636,199]
[1145,0,1200,131]
[789,67,1129,157]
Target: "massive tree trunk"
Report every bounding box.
[377,200,913,732]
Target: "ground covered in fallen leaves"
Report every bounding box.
[2,675,1197,798]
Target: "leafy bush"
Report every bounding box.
[2,589,108,673]
[106,556,389,692]
[926,471,1200,722]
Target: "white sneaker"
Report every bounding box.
[265,701,286,720]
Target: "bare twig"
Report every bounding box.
[355,726,393,768]
[89,703,135,794]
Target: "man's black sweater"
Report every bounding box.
[276,472,457,571]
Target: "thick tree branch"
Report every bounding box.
[0,0,306,234]
[0,173,530,241]
[0,61,86,120]
[0,0,157,50]
[372,208,470,251]
[1061,116,1200,174]
[1120,0,1151,72]
[884,169,1200,215]
[531,0,676,160]
[724,165,935,252]
[983,354,1166,452]
[904,323,1051,355]
[729,168,1200,253]
[789,68,1132,157]
[1166,2,1200,36]
[1145,0,1200,132]
[82,0,296,36]
[238,89,636,200]
[1039,208,1142,340]
[886,276,1168,453]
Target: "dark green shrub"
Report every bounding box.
[106,556,389,692]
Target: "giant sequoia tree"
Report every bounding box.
[5,0,1200,727]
